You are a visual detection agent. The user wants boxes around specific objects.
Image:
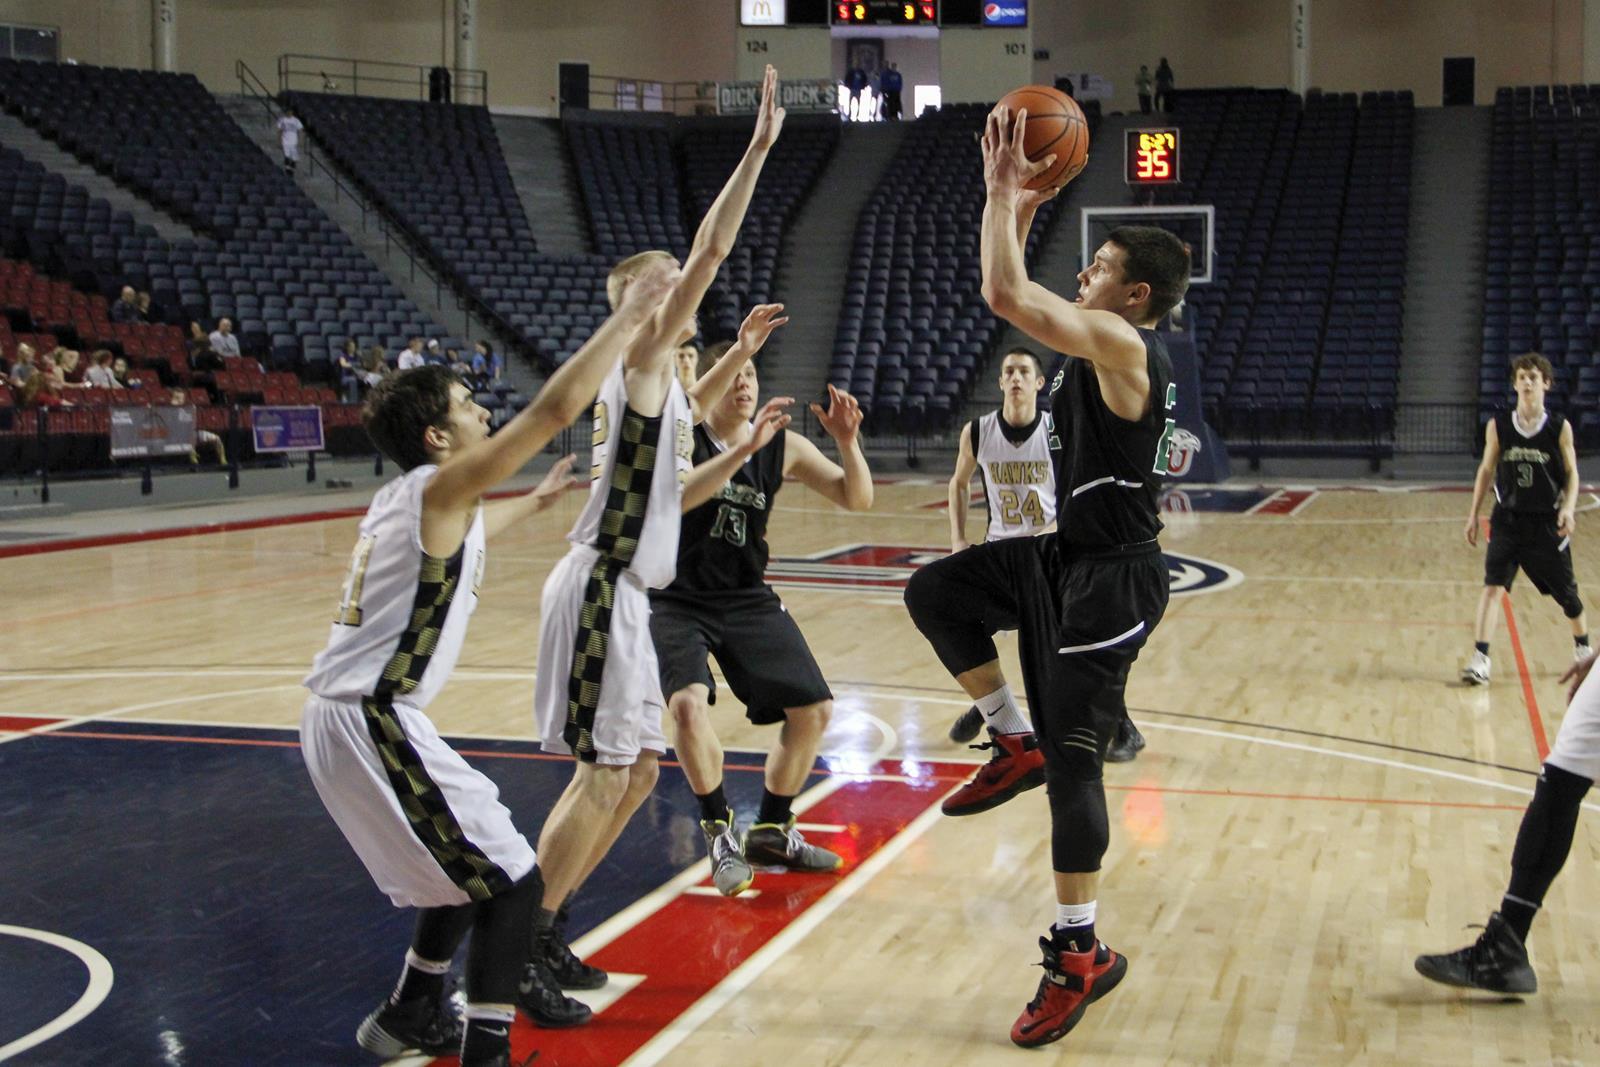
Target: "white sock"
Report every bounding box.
[975,684,1030,735]
[1055,900,1096,931]
[464,1005,516,1024]
[404,948,453,975]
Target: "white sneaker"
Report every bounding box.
[1461,650,1491,685]
[1575,644,1594,665]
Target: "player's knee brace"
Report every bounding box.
[1046,773,1109,873]
[1508,763,1593,905]
[466,867,542,1004]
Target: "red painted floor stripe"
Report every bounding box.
[448,766,964,1067]
[0,714,62,731]
[1255,489,1315,515]
[1500,593,1551,762]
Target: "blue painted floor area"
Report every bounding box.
[0,720,788,1065]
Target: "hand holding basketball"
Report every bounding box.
[985,86,1090,195]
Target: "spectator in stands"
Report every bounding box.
[335,338,363,403]
[472,340,503,387]
[111,355,142,389]
[169,387,227,466]
[424,338,446,367]
[881,63,904,121]
[397,337,426,371]
[17,367,71,408]
[1136,65,1153,114]
[188,320,224,371]
[8,342,36,387]
[1155,57,1175,111]
[845,64,869,121]
[84,349,118,388]
[209,318,242,359]
[52,348,88,388]
[674,342,699,390]
[136,290,155,322]
[276,106,306,175]
[359,345,390,392]
[111,285,141,323]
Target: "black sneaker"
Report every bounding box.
[545,908,608,990]
[1105,718,1146,763]
[355,991,463,1057]
[516,958,594,1027]
[1415,912,1538,994]
[948,705,984,744]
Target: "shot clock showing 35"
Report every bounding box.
[1125,127,1180,185]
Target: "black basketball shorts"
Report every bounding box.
[1486,507,1581,612]
[649,587,834,725]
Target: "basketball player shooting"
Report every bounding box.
[903,101,1190,1048]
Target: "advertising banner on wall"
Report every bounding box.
[982,1,1028,26]
[251,406,325,454]
[110,404,196,459]
[717,78,838,115]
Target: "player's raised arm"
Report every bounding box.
[948,419,978,552]
[785,384,872,512]
[1465,419,1500,546]
[688,303,788,423]
[630,65,785,372]
[681,398,793,512]
[979,107,1144,374]
[424,260,678,515]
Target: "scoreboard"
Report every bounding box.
[1124,127,1180,185]
[833,1,937,24]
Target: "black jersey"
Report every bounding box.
[1493,410,1567,513]
[1048,328,1175,550]
[663,424,786,593]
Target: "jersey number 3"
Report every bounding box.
[335,534,376,626]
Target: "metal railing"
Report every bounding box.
[234,60,479,341]
[574,75,719,116]
[277,54,487,106]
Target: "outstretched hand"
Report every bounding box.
[751,64,786,151]
[810,384,863,446]
[980,105,1055,199]
[1561,650,1597,704]
[737,303,790,352]
[617,257,680,318]
[529,453,577,512]
[743,397,793,455]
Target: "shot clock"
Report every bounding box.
[1124,127,1180,186]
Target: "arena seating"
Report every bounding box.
[678,118,839,338]
[828,102,1065,431]
[567,117,688,264]
[1480,84,1600,443]
[1159,88,1411,441]
[0,59,443,375]
[284,91,614,367]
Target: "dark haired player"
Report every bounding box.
[943,345,1146,764]
[652,345,872,895]
[903,106,1190,1047]
[300,261,679,1067]
[1460,352,1588,685]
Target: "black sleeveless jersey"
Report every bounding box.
[1493,410,1566,513]
[1048,328,1175,549]
[665,424,786,593]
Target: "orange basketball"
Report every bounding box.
[995,85,1089,191]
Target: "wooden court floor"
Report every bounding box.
[3,480,1599,1066]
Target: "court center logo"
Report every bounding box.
[767,544,1242,596]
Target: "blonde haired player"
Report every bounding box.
[299,260,678,1067]
[525,64,792,1006]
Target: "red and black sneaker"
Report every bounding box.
[941,728,1045,816]
[1010,936,1128,1048]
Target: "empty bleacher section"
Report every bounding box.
[284,91,613,368]
[1158,88,1412,446]
[827,103,1066,431]
[0,59,443,377]
[568,116,688,263]
[1480,84,1600,443]
[678,119,839,339]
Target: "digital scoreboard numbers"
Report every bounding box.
[1124,128,1180,185]
[833,1,937,25]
